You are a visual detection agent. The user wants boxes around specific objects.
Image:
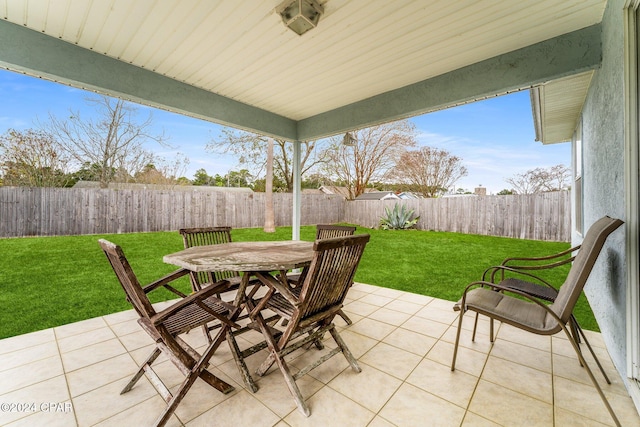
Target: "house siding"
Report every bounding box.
[578,0,628,382]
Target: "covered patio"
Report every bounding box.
[1,282,638,426]
[3,0,640,425]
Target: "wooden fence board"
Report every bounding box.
[0,187,570,241]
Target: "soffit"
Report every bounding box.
[533,71,594,144]
[0,0,606,122]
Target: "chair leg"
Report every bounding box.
[561,324,621,427]
[202,324,213,343]
[451,307,465,371]
[227,329,259,392]
[329,325,361,373]
[154,328,234,427]
[575,325,611,384]
[121,347,162,394]
[489,318,495,342]
[254,313,311,416]
[471,312,479,341]
[153,368,202,427]
[337,309,353,325]
[274,349,311,417]
[256,352,277,377]
[570,314,582,344]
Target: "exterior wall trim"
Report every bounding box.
[624,0,640,410]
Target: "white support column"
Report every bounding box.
[292,140,302,240]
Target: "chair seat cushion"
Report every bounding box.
[460,287,560,335]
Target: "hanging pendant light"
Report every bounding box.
[276,0,324,36]
[342,132,357,146]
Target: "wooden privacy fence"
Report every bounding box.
[0,187,344,237]
[0,187,570,241]
[344,191,571,241]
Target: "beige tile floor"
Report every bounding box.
[1,283,639,427]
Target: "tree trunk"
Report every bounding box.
[264,138,275,233]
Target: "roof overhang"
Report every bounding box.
[531,71,595,144]
[0,1,606,142]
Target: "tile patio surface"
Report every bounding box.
[1,283,639,427]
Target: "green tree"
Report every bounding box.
[192,168,215,186]
[225,169,252,187]
[73,161,116,183]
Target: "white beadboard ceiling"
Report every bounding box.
[0,0,606,141]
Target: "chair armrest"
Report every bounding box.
[142,268,191,298]
[255,272,300,307]
[151,280,233,325]
[501,245,580,270]
[481,265,555,290]
[460,280,548,306]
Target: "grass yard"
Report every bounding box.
[0,225,589,339]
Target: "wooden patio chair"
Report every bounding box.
[179,227,262,338]
[252,234,370,416]
[288,224,357,325]
[99,239,238,427]
[316,223,358,239]
[179,226,242,293]
[178,226,271,391]
[450,216,624,427]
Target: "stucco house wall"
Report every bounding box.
[577,0,628,381]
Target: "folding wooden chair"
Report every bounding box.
[252,234,370,416]
[179,227,241,293]
[99,239,238,427]
[179,227,273,392]
[288,224,357,325]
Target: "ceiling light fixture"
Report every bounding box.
[277,0,324,36]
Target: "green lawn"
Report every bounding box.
[0,226,590,340]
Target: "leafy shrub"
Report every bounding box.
[379,203,420,230]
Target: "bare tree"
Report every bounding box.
[505,169,543,194]
[0,129,73,187]
[207,128,327,192]
[322,120,417,199]
[537,164,571,191]
[132,153,189,186]
[505,164,570,194]
[45,96,167,188]
[392,146,467,198]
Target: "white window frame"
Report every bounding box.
[574,118,584,236]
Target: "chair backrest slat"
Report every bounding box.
[551,216,623,322]
[316,224,357,240]
[298,234,369,319]
[179,227,240,283]
[99,239,156,319]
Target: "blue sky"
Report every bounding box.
[0,70,570,194]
